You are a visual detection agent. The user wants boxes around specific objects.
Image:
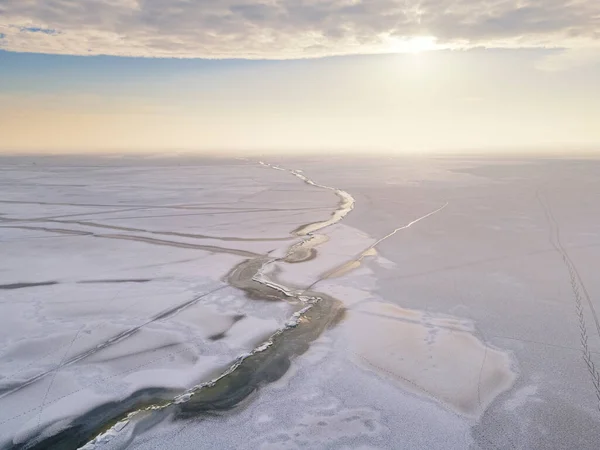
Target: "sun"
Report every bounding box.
[386,36,438,54]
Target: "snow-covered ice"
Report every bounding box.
[1,155,599,449]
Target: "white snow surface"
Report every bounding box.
[0,159,334,447]
[1,155,600,449]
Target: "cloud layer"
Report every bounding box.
[1,0,599,58]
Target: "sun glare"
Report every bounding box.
[386,36,438,54]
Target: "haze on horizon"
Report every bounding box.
[1,0,599,155]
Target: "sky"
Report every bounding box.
[1,0,600,154]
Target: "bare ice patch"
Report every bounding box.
[345,302,517,418]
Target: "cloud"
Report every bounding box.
[535,47,600,71]
[0,0,599,58]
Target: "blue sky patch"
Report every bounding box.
[20,27,59,35]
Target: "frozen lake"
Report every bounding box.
[1,155,599,449]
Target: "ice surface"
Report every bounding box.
[0,159,334,447]
[1,155,600,449]
[346,301,516,418]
